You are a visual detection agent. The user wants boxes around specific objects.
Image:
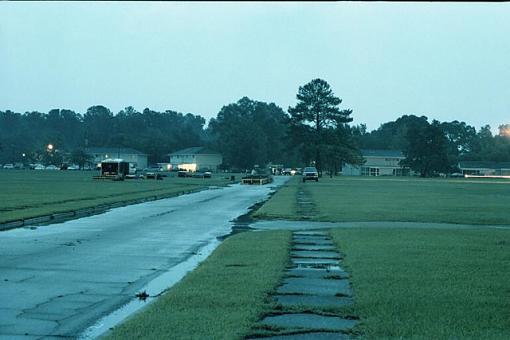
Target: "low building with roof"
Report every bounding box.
[86,147,148,170]
[169,147,223,172]
[342,149,410,176]
[458,161,510,176]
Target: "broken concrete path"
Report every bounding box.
[248,230,358,339]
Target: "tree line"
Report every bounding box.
[1,78,509,176]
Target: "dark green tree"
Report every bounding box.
[83,105,114,147]
[358,115,429,151]
[208,97,289,170]
[70,149,93,169]
[440,120,477,164]
[288,78,360,172]
[402,120,453,177]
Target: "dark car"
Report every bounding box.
[178,170,192,178]
[302,166,319,182]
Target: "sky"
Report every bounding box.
[1,2,509,133]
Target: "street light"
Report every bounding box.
[47,144,54,152]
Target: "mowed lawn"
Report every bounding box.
[255,176,510,225]
[255,176,510,339]
[106,230,291,339]
[331,228,510,339]
[0,170,233,224]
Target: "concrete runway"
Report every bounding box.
[0,177,289,339]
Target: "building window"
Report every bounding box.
[362,167,379,176]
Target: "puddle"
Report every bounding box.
[79,238,221,339]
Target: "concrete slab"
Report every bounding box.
[261,313,358,332]
[291,251,340,259]
[293,239,335,246]
[0,176,292,338]
[0,318,58,336]
[293,231,328,237]
[292,258,339,266]
[286,268,349,279]
[253,219,493,231]
[256,332,351,340]
[292,245,336,251]
[277,277,351,297]
[274,295,353,308]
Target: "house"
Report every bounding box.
[86,147,148,170]
[169,147,223,172]
[342,149,410,176]
[458,161,510,176]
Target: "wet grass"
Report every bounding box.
[106,230,291,340]
[0,170,234,224]
[255,176,510,225]
[253,176,298,220]
[330,228,510,339]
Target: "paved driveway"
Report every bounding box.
[0,177,288,339]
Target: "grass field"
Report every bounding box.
[255,176,510,225]
[0,169,234,224]
[331,228,510,339]
[106,230,291,339]
[253,175,510,338]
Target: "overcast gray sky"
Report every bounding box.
[1,2,509,132]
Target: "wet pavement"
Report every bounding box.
[248,230,358,339]
[0,177,289,339]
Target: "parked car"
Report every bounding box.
[192,172,205,178]
[3,164,14,169]
[45,165,59,170]
[302,166,319,182]
[67,164,80,170]
[34,164,45,170]
[204,171,212,178]
[178,170,192,178]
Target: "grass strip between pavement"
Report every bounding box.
[106,230,292,340]
[330,228,510,339]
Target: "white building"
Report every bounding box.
[458,161,510,176]
[342,149,410,176]
[86,147,148,170]
[169,147,223,172]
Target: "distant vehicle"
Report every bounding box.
[45,165,59,170]
[450,172,464,178]
[67,164,80,170]
[178,170,192,178]
[100,159,130,179]
[302,167,319,182]
[204,171,212,178]
[192,172,205,178]
[34,164,45,170]
[283,168,292,175]
[3,164,14,169]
